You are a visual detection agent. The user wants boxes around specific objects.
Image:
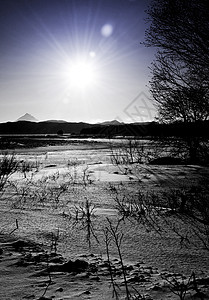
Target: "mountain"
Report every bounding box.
[17,113,38,122]
[0,120,93,135]
[98,119,123,125]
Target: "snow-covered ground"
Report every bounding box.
[0,142,209,299]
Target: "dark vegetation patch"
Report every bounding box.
[149,156,184,165]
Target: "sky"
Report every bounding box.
[0,0,156,123]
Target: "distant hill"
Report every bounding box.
[44,120,67,123]
[0,121,93,135]
[17,113,38,122]
[0,119,208,137]
[98,120,123,125]
[80,121,209,137]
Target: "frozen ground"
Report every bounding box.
[0,141,209,299]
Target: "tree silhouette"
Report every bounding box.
[145,0,209,123]
[145,0,209,76]
[145,0,209,162]
[150,54,209,123]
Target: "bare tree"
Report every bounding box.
[144,0,209,163]
[150,54,209,124]
[0,152,19,198]
[145,0,209,122]
[145,0,209,77]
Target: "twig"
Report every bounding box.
[9,219,19,235]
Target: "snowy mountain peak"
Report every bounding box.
[17,113,38,122]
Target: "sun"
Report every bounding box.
[68,60,95,89]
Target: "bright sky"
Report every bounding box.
[0,0,156,123]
